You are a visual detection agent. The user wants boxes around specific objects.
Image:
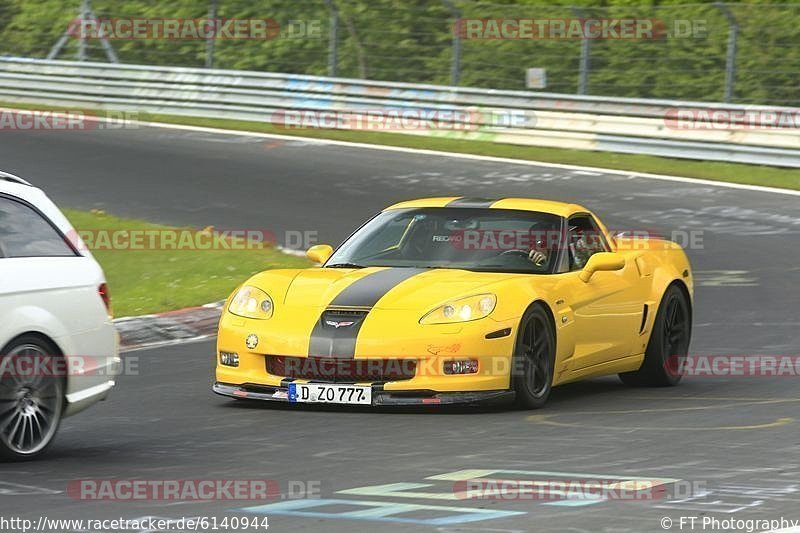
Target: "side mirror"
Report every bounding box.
[306,244,333,264]
[579,252,625,282]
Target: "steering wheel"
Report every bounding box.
[498,249,530,258]
[498,248,548,267]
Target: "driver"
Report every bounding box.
[528,237,548,266]
[522,225,556,267]
[529,249,547,266]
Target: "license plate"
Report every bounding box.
[288,383,372,405]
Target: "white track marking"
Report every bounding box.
[134,120,800,197]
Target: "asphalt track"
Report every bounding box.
[1,125,800,532]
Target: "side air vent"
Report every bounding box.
[639,304,649,334]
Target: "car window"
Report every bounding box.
[0,196,76,258]
[568,215,609,271]
[327,207,563,274]
[350,215,413,257]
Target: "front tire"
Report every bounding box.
[511,305,555,409]
[0,335,65,461]
[619,284,691,387]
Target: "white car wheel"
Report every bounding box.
[0,337,64,461]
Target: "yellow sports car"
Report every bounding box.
[214,197,692,409]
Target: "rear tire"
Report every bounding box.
[0,335,64,461]
[619,285,691,387]
[511,306,555,409]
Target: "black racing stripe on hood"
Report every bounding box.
[307,310,366,360]
[446,197,498,208]
[328,267,427,308]
[308,268,426,358]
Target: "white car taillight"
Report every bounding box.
[98,283,112,316]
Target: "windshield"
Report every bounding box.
[326,207,564,274]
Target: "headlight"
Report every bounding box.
[420,294,496,325]
[228,285,274,319]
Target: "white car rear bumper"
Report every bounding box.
[59,323,121,417]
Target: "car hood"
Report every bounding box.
[279,267,511,311]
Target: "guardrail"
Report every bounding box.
[1,57,799,168]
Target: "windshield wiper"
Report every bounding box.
[326,262,367,269]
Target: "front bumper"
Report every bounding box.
[213,381,514,406]
[217,310,519,393]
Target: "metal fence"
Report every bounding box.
[0,1,799,105]
[1,57,798,167]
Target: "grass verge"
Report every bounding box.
[3,101,799,191]
[64,209,310,317]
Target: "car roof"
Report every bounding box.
[0,171,78,239]
[384,197,589,218]
[0,171,44,205]
[0,170,32,187]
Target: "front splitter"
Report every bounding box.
[213,381,514,406]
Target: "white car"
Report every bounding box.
[0,171,120,460]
